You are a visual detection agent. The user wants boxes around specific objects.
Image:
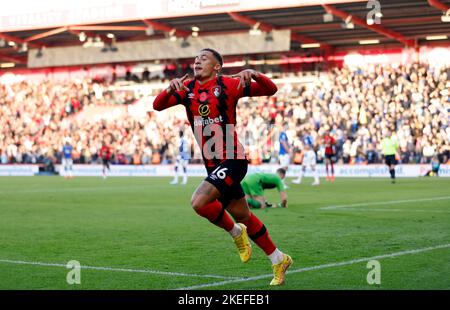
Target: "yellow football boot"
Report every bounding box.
[232,223,252,263]
[270,254,293,286]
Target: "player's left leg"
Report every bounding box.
[104,161,110,178]
[191,181,231,228]
[102,160,107,179]
[311,164,320,185]
[226,197,293,285]
[330,157,335,183]
[386,156,396,183]
[390,164,396,183]
[181,159,188,185]
[280,155,290,189]
[68,159,74,178]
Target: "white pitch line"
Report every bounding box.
[175,243,450,290]
[334,208,450,214]
[0,259,238,280]
[0,185,164,194]
[320,196,450,210]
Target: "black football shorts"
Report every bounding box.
[385,154,397,166]
[205,159,248,207]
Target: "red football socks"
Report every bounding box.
[195,200,235,232]
[241,212,276,255]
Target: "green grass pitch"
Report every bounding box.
[0,176,449,290]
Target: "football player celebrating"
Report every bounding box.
[153,48,292,286]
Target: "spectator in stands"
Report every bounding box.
[0,63,448,166]
[142,67,150,82]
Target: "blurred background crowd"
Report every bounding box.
[1,63,449,166]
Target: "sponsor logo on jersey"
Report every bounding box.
[198,104,210,117]
[188,93,195,99]
[193,115,224,126]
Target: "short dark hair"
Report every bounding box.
[276,168,286,177]
[201,48,223,67]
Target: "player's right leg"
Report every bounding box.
[292,166,304,184]
[279,154,290,189]
[226,197,293,285]
[242,179,266,208]
[68,159,74,178]
[325,158,330,181]
[190,181,243,244]
[170,159,179,184]
[246,195,266,209]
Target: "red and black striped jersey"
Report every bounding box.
[324,135,336,155]
[154,74,277,168]
[99,145,111,160]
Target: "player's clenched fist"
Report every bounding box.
[167,74,190,94]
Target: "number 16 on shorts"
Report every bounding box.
[211,166,228,180]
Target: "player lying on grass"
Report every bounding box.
[242,168,288,209]
[153,48,292,286]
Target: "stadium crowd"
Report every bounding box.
[0,63,448,166]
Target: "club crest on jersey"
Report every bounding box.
[188,93,195,99]
[212,86,221,97]
[198,104,210,117]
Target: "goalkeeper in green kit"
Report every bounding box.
[241,168,288,209]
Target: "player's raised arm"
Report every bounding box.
[231,69,278,97]
[153,74,190,111]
